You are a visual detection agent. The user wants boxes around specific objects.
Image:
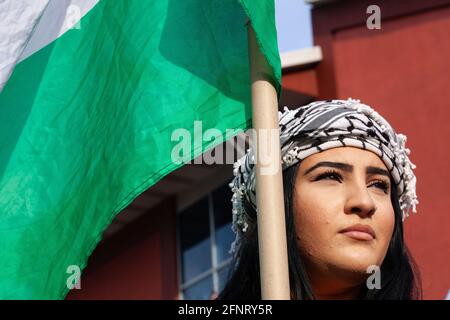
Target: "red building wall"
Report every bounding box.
[66,197,178,300]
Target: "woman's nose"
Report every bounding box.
[344,182,377,218]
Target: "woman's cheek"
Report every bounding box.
[294,191,336,258]
[376,204,395,261]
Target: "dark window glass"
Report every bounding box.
[212,183,234,263]
[218,264,233,292]
[179,197,211,282]
[183,275,213,300]
[215,223,234,263]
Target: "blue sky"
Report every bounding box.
[275,0,313,52]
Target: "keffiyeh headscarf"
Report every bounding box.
[229,98,418,253]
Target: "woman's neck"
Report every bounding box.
[307,269,366,300]
[313,285,365,300]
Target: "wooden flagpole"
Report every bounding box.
[247,24,290,300]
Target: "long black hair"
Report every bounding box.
[218,163,422,300]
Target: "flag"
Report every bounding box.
[0,0,281,299]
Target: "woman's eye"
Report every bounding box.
[315,171,341,182]
[371,181,390,193]
[315,172,390,194]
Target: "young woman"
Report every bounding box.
[219,99,421,300]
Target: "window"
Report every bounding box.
[177,182,235,299]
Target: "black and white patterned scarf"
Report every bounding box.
[229,98,418,253]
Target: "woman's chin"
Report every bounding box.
[332,248,383,274]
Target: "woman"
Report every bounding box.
[219,99,421,300]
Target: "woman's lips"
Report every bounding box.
[339,224,376,241]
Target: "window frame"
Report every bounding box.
[177,191,233,299]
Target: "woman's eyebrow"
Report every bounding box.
[303,161,390,178]
[366,166,390,178]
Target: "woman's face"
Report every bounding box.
[293,147,395,296]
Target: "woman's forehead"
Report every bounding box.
[299,147,387,171]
